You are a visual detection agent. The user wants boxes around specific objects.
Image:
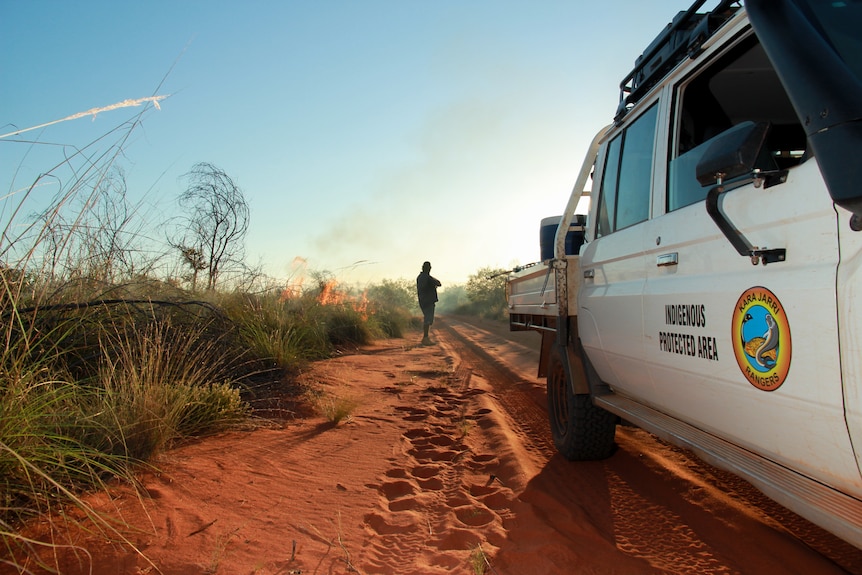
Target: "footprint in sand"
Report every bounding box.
[467,483,498,498]
[479,490,512,511]
[376,478,422,512]
[432,526,483,551]
[428,434,456,447]
[446,493,471,507]
[454,505,497,527]
[402,428,433,440]
[408,446,460,463]
[468,408,493,420]
[378,479,416,501]
[465,453,498,473]
[416,476,445,491]
[411,464,441,479]
[471,453,496,464]
[404,411,429,422]
[434,404,458,415]
[363,511,420,536]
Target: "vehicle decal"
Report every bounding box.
[659,303,718,361]
[732,287,792,391]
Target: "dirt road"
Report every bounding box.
[16,316,862,574]
[441,316,862,574]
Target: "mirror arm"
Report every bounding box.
[705,178,787,266]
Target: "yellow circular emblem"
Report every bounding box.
[731,287,792,391]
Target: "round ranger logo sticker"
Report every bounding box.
[732,287,792,391]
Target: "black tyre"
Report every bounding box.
[547,346,617,460]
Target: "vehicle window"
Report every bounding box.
[596,103,658,237]
[596,137,621,237]
[668,35,807,211]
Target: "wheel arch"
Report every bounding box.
[547,316,591,395]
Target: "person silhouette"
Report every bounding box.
[416,261,442,345]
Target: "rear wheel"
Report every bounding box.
[547,345,617,460]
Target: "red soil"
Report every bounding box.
[10,320,862,574]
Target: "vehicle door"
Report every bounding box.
[578,100,660,392]
[640,27,860,493]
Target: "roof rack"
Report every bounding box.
[615,0,741,123]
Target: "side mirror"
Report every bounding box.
[696,121,786,265]
[696,121,770,186]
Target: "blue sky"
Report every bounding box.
[2,0,689,287]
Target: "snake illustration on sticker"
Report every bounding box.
[732,287,792,391]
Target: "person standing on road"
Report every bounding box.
[416,261,442,345]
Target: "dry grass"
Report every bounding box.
[469,543,499,574]
[317,394,360,425]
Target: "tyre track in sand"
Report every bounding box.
[437,316,862,575]
[438,318,555,461]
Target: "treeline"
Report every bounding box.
[438,266,509,321]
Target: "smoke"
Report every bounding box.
[302,25,594,285]
[309,92,580,284]
[309,99,498,274]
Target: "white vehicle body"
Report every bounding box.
[507,0,862,547]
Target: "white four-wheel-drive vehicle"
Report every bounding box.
[506,0,862,548]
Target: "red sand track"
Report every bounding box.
[11,316,862,574]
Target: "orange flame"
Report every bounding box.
[354,290,369,319]
[279,257,309,302]
[279,276,305,302]
[316,280,369,319]
[318,279,343,306]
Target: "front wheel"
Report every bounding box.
[547,346,616,460]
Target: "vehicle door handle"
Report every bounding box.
[657,253,679,267]
[583,269,595,279]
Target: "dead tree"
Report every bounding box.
[175,163,249,290]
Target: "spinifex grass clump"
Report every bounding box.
[320,302,380,347]
[0,296,253,565]
[1,302,249,457]
[0,369,125,509]
[91,316,251,459]
[221,292,331,371]
[221,289,389,372]
[0,335,136,564]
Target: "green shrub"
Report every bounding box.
[368,304,413,338]
[366,278,417,338]
[465,267,508,320]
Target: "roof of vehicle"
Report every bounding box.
[616,0,742,123]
